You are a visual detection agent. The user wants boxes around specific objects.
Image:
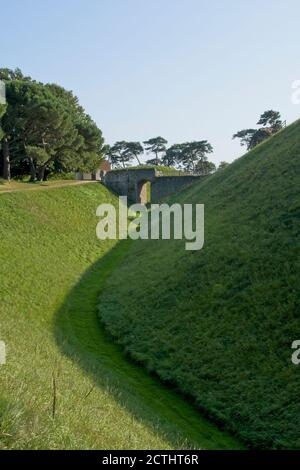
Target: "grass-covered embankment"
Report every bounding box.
[99,120,300,449]
[110,165,189,175]
[0,179,92,192]
[0,183,241,449]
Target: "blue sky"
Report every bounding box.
[1,0,300,164]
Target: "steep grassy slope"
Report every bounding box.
[0,184,241,449]
[99,120,300,449]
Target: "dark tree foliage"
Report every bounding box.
[95,131,214,175]
[0,103,9,178]
[123,142,144,165]
[0,104,5,138]
[233,110,283,150]
[0,67,32,82]
[179,141,214,173]
[232,129,257,150]
[257,110,283,132]
[145,157,162,166]
[162,144,185,167]
[195,159,216,175]
[143,137,168,166]
[0,68,105,180]
[160,141,215,173]
[106,141,134,168]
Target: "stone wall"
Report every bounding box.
[104,169,202,203]
[104,169,156,202]
[151,176,201,202]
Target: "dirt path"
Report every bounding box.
[0,180,98,194]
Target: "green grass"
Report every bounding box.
[0,183,242,449]
[0,179,85,191]
[99,121,300,449]
[110,165,189,175]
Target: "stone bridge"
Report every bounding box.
[103,168,201,203]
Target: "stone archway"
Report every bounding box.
[136,179,151,204]
[104,168,201,203]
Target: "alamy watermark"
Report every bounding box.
[0,341,6,365]
[291,80,300,105]
[96,196,204,251]
[291,340,300,365]
[0,80,6,105]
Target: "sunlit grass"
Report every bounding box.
[0,183,242,449]
[0,179,92,192]
[99,120,300,449]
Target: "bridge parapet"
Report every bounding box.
[151,175,201,202]
[104,168,202,203]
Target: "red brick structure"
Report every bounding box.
[76,160,111,181]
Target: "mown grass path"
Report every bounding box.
[0,179,97,193]
[55,240,244,450]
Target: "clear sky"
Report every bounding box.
[1,0,300,164]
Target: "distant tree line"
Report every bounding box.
[0,68,106,181]
[105,110,285,174]
[1,68,284,181]
[106,137,220,175]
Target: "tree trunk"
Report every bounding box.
[135,155,141,165]
[37,166,46,181]
[2,138,11,180]
[29,158,37,182]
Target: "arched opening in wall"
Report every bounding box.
[137,179,151,204]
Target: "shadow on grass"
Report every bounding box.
[54,240,243,450]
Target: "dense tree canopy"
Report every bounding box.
[0,68,105,180]
[0,67,32,82]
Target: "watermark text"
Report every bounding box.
[96,197,204,251]
[291,80,300,105]
[0,80,6,105]
[0,341,6,365]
